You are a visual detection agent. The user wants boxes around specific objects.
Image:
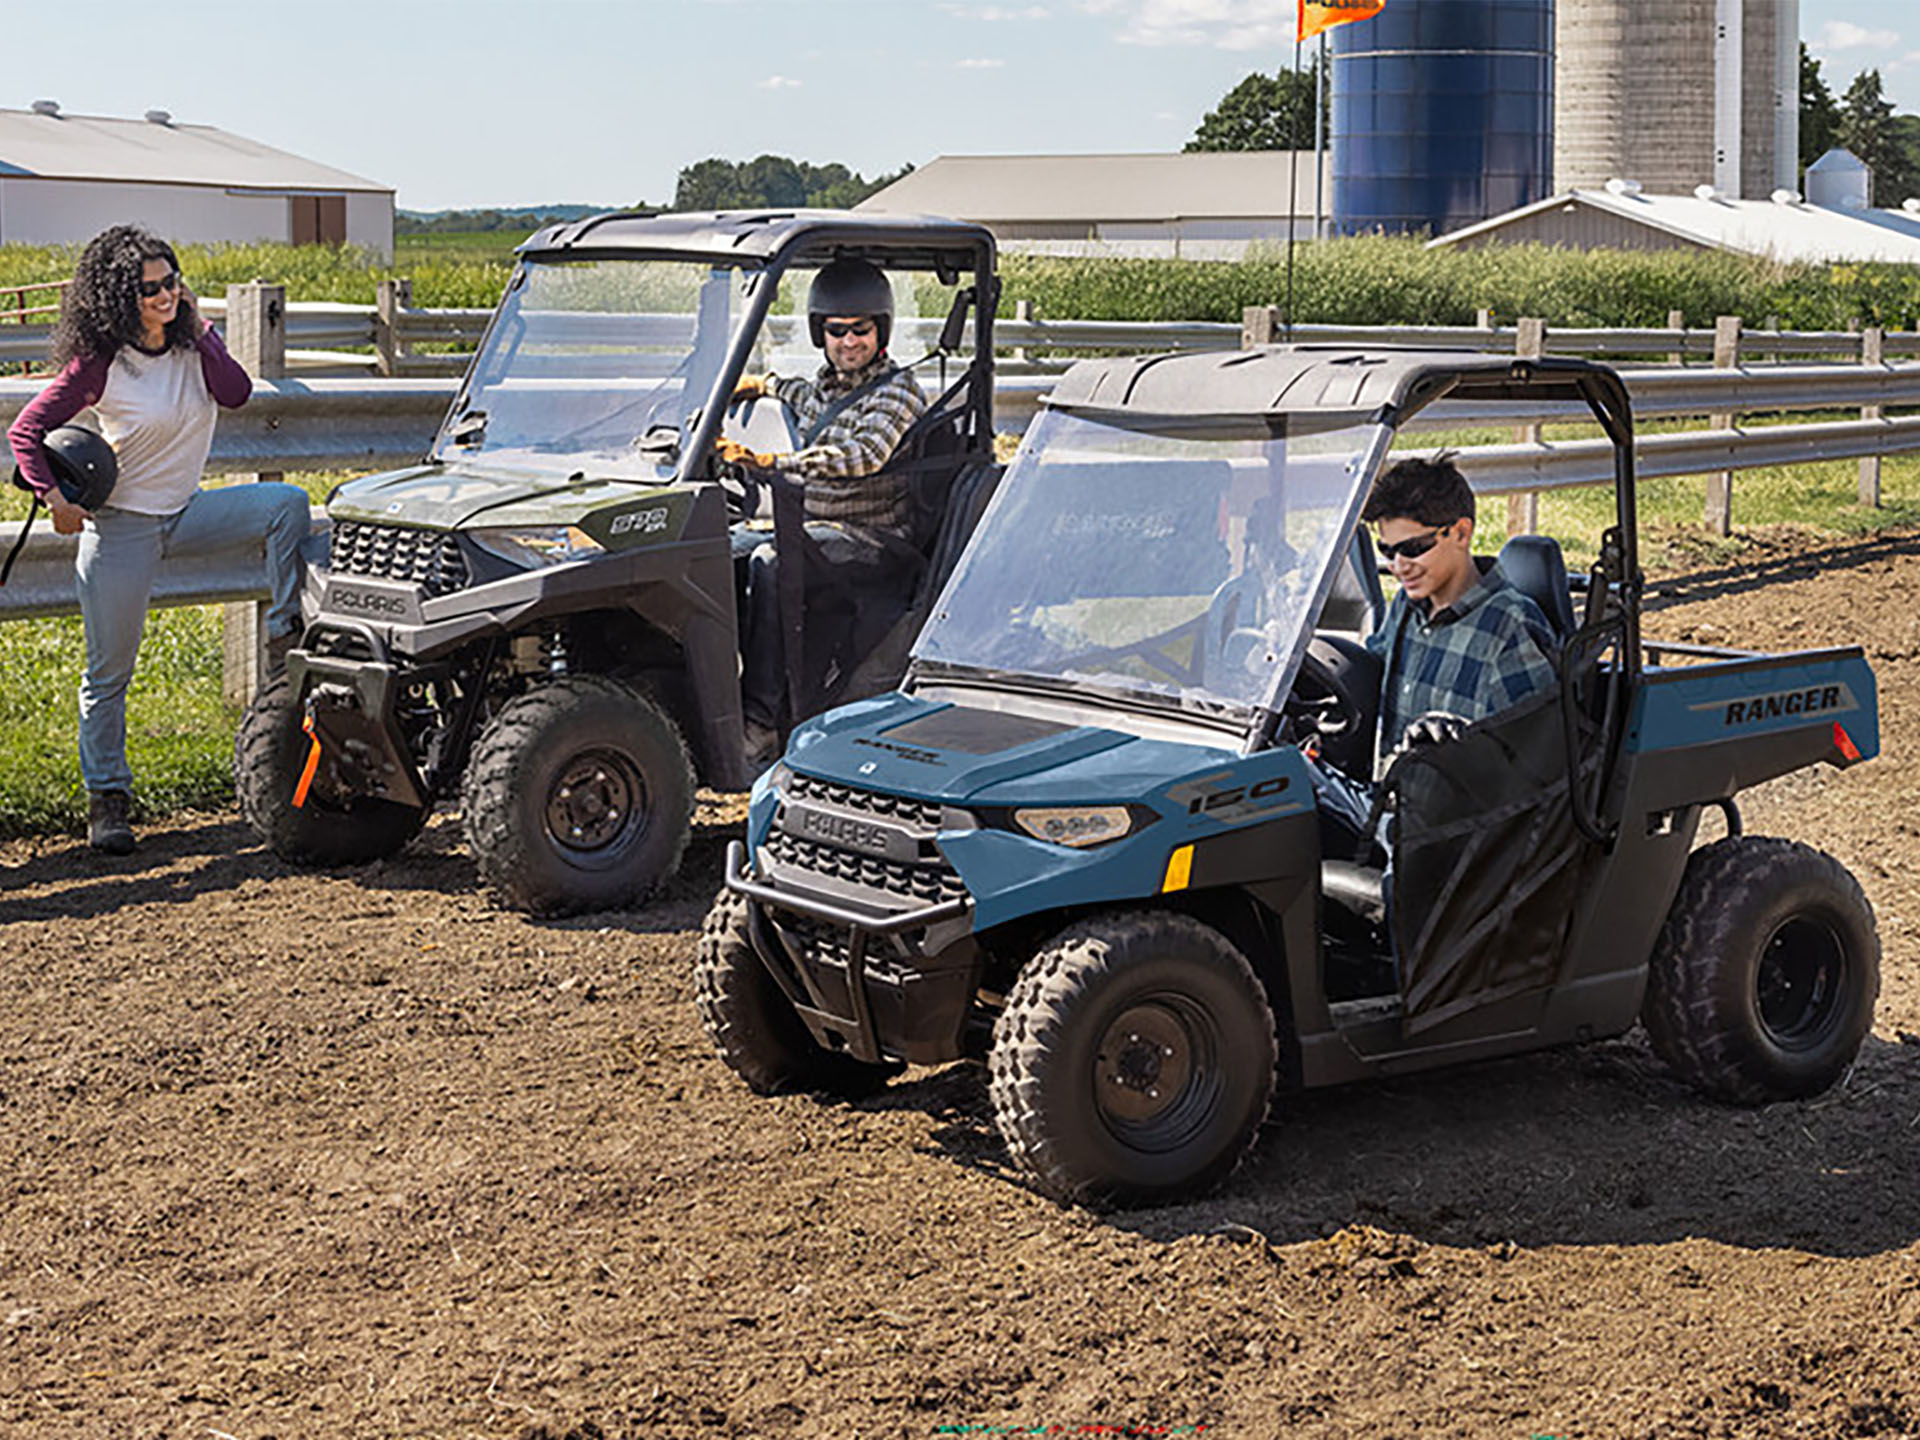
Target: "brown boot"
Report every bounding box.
[265,626,304,679]
[88,789,136,855]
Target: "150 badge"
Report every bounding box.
[1167,769,1301,824]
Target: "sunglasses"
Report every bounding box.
[138,271,182,299]
[822,319,876,339]
[1375,525,1449,562]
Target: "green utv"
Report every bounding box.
[235,212,1001,913]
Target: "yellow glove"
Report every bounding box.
[715,437,778,470]
[732,373,770,401]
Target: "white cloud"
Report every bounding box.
[1077,0,1297,51]
[939,4,1051,19]
[1822,21,1902,51]
[956,57,1008,68]
[757,75,802,89]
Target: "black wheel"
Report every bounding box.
[693,889,902,1098]
[462,675,693,915]
[234,675,427,866]
[988,911,1277,1208]
[1642,836,1879,1104]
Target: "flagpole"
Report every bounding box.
[1284,29,1303,343]
[1314,33,1327,240]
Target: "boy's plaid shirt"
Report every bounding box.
[1366,565,1559,772]
[769,356,927,542]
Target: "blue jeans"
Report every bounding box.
[75,482,310,793]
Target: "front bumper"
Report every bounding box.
[723,840,980,1066]
[287,619,429,810]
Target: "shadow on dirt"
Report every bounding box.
[0,804,748,937]
[891,1033,1920,1260]
[1644,528,1920,614]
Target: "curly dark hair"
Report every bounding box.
[50,225,197,367]
[1361,450,1476,528]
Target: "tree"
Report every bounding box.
[675,158,747,211]
[1800,44,1840,173]
[671,155,912,211]
[1186,60,1327,152]
[1836,69,1920,205]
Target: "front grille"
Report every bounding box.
[786,772,944,830]
[763,830,966,907]
[331,521,469,598]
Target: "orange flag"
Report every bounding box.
[1299,0,1384,41]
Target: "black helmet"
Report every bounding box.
[11,425,117,510]
[807,258,894,350]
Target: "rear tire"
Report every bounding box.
[988,911,1276,1208]
[1642,836,1879,1104]
[693,889,902,1098]
[234,676,427,866]
[463,675,694,916]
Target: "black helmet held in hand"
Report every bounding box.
[2,426,118,585]
[807,258,894,350]
[13,425,118,511]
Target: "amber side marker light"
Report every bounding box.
[1833,722,1863,765]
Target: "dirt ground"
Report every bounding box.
[3,528,1919,1440]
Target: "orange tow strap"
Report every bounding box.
[292,714,322,809]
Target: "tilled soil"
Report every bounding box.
[3,529,1919,1440]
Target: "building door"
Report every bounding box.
[289,194,347,246]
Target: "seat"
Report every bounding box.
[1497,534,1576,639]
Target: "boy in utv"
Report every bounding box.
[1309,453,1560,858]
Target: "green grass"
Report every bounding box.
[0,474,338,837]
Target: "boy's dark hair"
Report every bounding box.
[1361,451,1475,527]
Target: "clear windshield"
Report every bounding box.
[433,257,749,478]
[914,409,1387,717]
[433,256,934,479]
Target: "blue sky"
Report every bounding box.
[3,0,1916,212]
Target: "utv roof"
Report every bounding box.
[1041,346,1631,429]
[517,208,995,274]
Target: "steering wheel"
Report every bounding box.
[1285,635,1381,778]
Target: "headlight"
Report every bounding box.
[1012,805,1135,849]
[468,526,605,569]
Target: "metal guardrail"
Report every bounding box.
[3,346,1918,621]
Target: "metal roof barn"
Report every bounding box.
[0,103,393,258]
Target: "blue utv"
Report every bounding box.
[695,348,1882,1208]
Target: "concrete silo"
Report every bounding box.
[1555,0,1799,199]
[1330,0,1555,236]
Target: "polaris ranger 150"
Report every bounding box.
[236,211,1001,913]
[698,348,1882,1208]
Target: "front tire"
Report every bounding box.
[693,889,902,1098]
[988,911,1277,1209]
[462,675,693,915]
[234,675,427,866]
[1642,836,1879,1104]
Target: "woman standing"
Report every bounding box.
[6,225,310,855]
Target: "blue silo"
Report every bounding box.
[1331,0,1554,236]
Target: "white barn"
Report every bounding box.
[0,102,393,258]
[857,152,1331,259]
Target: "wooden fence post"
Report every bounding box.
[1667,309,1686,366]
[1860,325,1885,508]
[222,281,286,708]
[1507,317,1546,537]
[1242,304,1279,348]
[1705,315,1742,535]
[375,277,412,378]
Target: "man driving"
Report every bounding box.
[720,258,928,763]
[1311,453,1560,856]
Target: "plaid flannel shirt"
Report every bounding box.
[1366,563,1558,774]
[769,356,927,542]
